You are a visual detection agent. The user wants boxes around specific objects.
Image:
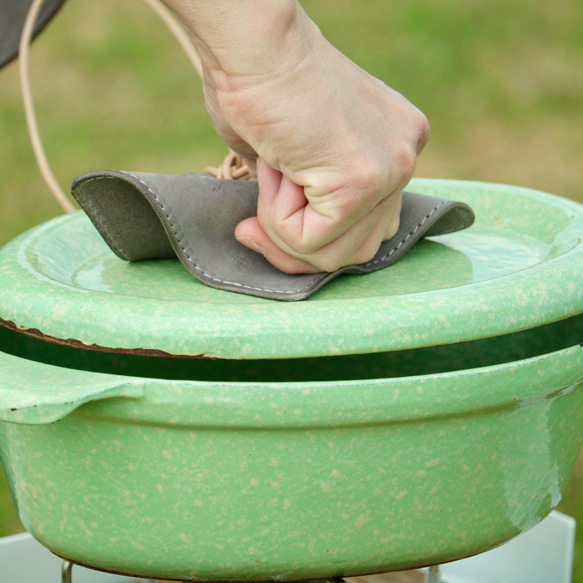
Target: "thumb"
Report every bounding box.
[234,159,320,274]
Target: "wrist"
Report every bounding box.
[170,0,318,81]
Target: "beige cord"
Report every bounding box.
[204,150,251,180]
[140,0,204,78]
[19,0,75,213]
[138,0,250,180]
[19,0,248,216]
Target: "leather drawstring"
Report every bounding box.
[19,0,247,215]
[19,0,75,213]
[204,149,251,180]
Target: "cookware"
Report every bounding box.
[0,179,582,580]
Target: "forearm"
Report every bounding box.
[160,0,317,79]
[159,0,430,274]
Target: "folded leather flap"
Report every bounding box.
[72,170,475,301]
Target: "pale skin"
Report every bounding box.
[161,0,430,274]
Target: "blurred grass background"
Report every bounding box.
[0,0,582,579]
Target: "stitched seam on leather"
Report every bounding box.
[79,172,448,296]
[77,176,129,259]
[364,200,446,268]
[120,171,309,295]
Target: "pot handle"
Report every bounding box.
[0,351,144,425]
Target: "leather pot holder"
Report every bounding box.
[71,170,475,301]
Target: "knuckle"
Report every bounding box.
[415,111,431,152]
[348,158,390,202]
[385,211,401,240]
[393,145,418,186]
[292,239,321,256]
[352,240,382,266]
[402,148,418,176]
[272,228,324,258]
[310,255,345,273]
[272,221,325,256]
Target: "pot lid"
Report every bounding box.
[1,178,582,359]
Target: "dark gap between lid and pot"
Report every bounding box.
[0,313,581,383]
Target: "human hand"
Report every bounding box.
[164,0,430,274]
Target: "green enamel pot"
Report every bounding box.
[0,179,582,580]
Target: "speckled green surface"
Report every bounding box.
[0,179,582,358]
[0,179,582,580]
[0,346,582,579]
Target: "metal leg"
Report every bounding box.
[75,572,344,583]
[425,564,441,583]
[61,560,73,583]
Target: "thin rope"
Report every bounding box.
[19,0,75,213]
[19,0,247,216]
[140,0,249,180]
[204,150,251,180]
[140,0,203,78]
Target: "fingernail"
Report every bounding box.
[236,236,267,257]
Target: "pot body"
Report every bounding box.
[1,344,582,581]
[1,178,583,580]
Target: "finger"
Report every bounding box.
[383,193,402,240]
[237,190,402,274]
[260,174,374,256]
[261,157,400,255]
[255,157,282,208]
[238,159,403,274]
[254,159,319,257]
[235,217,322,274]
[235,160,321,273]
[258,173,311,252]
[243,157,258,177]
[291,191,402,272]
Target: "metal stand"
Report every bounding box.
[61,560,73,583]
[59,561,345,583]
[58,558,445,583]
[425,565,441,583]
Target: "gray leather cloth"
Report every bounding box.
[72,170,475,301]
[0,0,68,69]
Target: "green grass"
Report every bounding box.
[1,0,582,579]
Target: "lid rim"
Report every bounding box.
[1,179,582,359]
